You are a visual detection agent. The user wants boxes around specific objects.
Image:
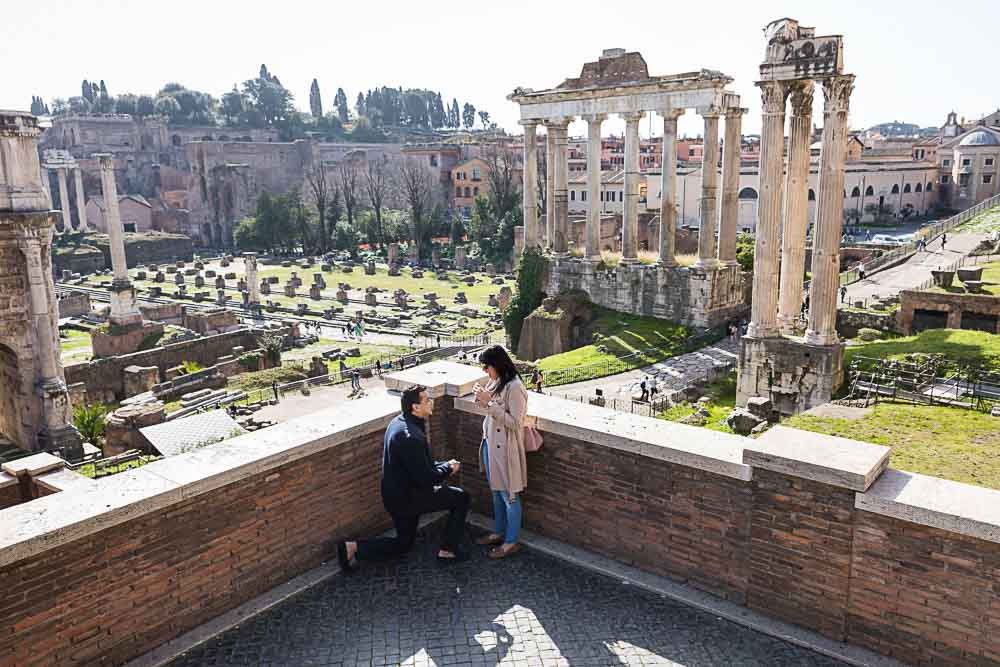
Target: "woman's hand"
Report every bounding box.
[474,388,492,407]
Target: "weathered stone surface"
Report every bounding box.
[745,396,772,421]
[726,408,763,435]
[517,292,593,361]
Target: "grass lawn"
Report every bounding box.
[657,373,737,434]
[60,328,93,362]
[955,205,1000,233]
[928,260,1000,296]
[844,328,1000,372]
[226,366,311,393]
[282,338,413,373]
[535,308,691,382]
[785,403,1000,490]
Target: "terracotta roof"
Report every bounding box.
[88,194,152,210]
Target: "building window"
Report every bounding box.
[915,183,923,193]
[962,158,971,167]
[472,166,481,181]
[430,155,438,167]
[808,189,816,201]
[987,158,996,167]
[582,191,587,201]
[891,184,900,195]
[688,148,696,156]
[865,185,874,196]
[738,187,758,199]
[464,187,470,197]
[985,174,994,184]
[850,186,861,197]
[463,206,471,219]
[942,159,951,167]
[455,187,461,197]
[927,182,933,192]
[941,175,950,184]
[959,173,970,187]
[570,190,575,201]
[903,183,911,193]
[618,191,623,202]
[123,222,137,233]
[473,187,479,197]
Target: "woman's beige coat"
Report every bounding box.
[479,376,529,495]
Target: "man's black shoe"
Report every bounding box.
[337,541,357,573]
[436,547,470,564]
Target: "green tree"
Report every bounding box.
[477,110,490,129]
[450,214,465,247]
[334,87,349,122]
[449,98,460,128]
[69,96,91,114]
[81,79,93,103]
[355,91,365,118]
[242,67,294,126]
[503,248,547,350]
[735,233,754,272]
[309,78,323,118]
[220,86,245,125]
[430,92,446,128]
[462,103,476,129]
[73,404,109,446]
[115,93,138,115]
[136,95,156,116]
[98,80,111,113]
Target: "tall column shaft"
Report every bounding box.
[18,232,61,382]
[621,111,643,262]
[806,75,855,346]
[695,112,721,268]
[747,81,788,339]
[718,108,745,265]
[583,114,606,259]
[73,167,88,232]
[552,120,571,255]
[245,253,260,305]
[777,82,815,333]
[544,126,557,248]
[56,167,71,233]
[658,109,684,267]
[40,167,53,209]
[97,153,142,326]
[520,121,539,250]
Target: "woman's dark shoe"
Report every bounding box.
[337,541,358,573]
[488,543,522,560]
[436,547,470,564]
[475,533,504,546]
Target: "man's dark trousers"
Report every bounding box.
[357,485,469,560]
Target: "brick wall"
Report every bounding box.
[451,409,753,602]
[0,428,390,667]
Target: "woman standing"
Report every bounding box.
[474,345,529,559]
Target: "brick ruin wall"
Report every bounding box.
[898,289,1000,335]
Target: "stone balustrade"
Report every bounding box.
[1,362,999,666]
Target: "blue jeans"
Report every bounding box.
[481,439,522,544]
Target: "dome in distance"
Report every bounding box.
[958,129,1000,146]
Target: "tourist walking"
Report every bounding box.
[639,377,649,402]
[840,285,848,304]
[337,385,468,570]
[375,359,382,376]
[535,369,544,394]
[473,345,529,560]
[941,232,948,251]
[858,266,867,281]
[649,377,659,401]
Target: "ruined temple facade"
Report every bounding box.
[0,111,82,457]
[510,49,748,328]
[736,19,855,414]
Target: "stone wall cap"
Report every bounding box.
[454,393,752,481]
[0,471,17,489]
[33,468,98,494]
[383,361,488,399]
[2,452,65,477]
[856,468,1000,544]
[743,426,890,491]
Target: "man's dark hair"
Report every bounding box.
[401,385,427,415]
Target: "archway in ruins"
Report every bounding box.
[0,343,23,447]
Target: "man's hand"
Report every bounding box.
[448,459,461,474]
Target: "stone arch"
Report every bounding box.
[850,186,860,197]
[903,183,912,193]
[738,187,758,199]
[891,184,900,194]
[808,189,816,201]
[865,185,874,196]
[0,342,24,448]
[926,182,933,192]
[915,183,923,193]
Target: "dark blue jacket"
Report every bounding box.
[380,412,452,515]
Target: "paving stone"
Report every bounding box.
[164,527,845,667]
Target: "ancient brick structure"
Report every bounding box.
[0,111,82,458]
[897,289,1000,335]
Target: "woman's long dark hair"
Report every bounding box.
[479,345,519,395]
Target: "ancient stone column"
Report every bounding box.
[777,82,815,333]
[39,167,53,209]
[747,81,788,339]
[695,110,721,269]
[657,108,684,267]
[520,120,539,250]
[544,123,557,249]
[718,107,745,266]
[97,154,142,326]
[583,113,606,260]
[55,167,71,233]
[806,75,855,346]
[552,118,571,256]
[621,111,644,263]
[73,167,88,232]
[244,252,260,305]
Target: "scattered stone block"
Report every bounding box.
[166,265,177,274]
[336,289,348,302]
[726,408,764,435]
[310,285,322,300]
[746,396,773,421]
[136,270,147,281]
[365,261,376,275]
[412,270,424,279]
[194,275,205,288]
[174,273,185,285]
[455,292,467,304]
[205,270,216,278]
[365,292,377,306]
[225,272,237,280]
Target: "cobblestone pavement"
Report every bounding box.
[552,337,739,402]
[164,527,845,667]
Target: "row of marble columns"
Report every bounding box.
[747,74,855,345]
[521,107,745,269]
[41,166,88,233]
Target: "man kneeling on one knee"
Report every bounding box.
[338,384,470,569]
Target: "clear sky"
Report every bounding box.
[3,0,998,140]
